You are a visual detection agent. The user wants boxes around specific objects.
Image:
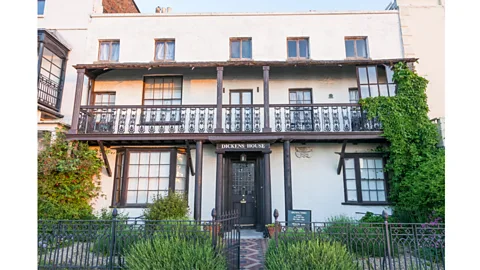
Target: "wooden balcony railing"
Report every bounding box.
[76,103,381,135]
[38,74,61,111]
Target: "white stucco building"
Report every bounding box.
[61,7,420,230]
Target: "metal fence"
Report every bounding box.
[38,208,240,269]
[271,210,445,270]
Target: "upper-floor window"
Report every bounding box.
[230,38,252,60]
[98,40,120,62]
[289,89,313,131]
[94,92,116,106]
[349,88,359,103]
[155,39,175,61]
[38,0,45,15]
[343,154,388,204]
[287,37,309,59]
[40,47,64,85]
[357,65,396,98]
[143,76,182,123]
[345,37,368,58]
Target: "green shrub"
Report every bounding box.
[144,191,189,220]
[359,212,384,223]
[38,129,103,220]
[265,238,358,270]
[124,233,226,270]
[96,208,129,220]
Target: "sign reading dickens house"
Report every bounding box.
[287,210,312,226]
[217,143,270,151]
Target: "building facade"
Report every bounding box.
[62,9,419,230]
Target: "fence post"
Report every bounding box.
[211,208,217,251]
[109,208,118,270]
[383,210,393,270]
[274,209,279,248]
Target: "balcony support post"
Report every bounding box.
[264,151,272,224]
[194,140,204,221]
[283,140,293,220]
[263,66,271,132]
[214,67,224,133]
[215,152,224,214]
[69,68,86,134]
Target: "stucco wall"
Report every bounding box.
[397,0,445,118]
[85,12,403,63]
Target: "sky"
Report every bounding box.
[134,0,394,13]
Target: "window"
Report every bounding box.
[345,37,368,58]
[155,39,175,61]
[98,40,120,62]
[229,90,253,132]
[112,149,188,207]
[143,76,182,123]
[92,92,116,133]
[40,47,64,85]
[349,88,359,103]
[357,65,396,98]
[38,0,45,15]
[343,155,388,204]
[230,38,252,60]
[289,89,313,131]
[287,38,309,59]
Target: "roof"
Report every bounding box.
[74,58,417,77]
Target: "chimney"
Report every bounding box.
[162,7,167,13]
[155,6,161,13]
[167,7,172,13]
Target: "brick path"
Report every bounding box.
[239,239,268,270]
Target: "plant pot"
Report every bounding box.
[203,224,221,235]
[267,225,281,238]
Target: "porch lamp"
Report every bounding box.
[240,153,247,162]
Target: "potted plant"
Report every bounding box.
[266,223,281,238]
[203,222,221,235]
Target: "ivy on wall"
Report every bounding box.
[360,62,445,223]
[38,130,104,220]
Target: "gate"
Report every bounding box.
[212,208,241,270]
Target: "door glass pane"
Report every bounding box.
[241,39,252,59]
[242,92,252,104]
[345,40,355,57]
[299,39,308,58]
[287,40,297,57]
[356,39,367,58]
[360,86,370,98]
[231,92,240,104]
[231,41,240,58]
[175,178,186,191]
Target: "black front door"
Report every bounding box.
[231,161,257,226]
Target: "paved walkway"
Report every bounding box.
[239,238,268,270]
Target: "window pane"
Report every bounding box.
[160,152,171,163]
[361,180,368,190]
[140,153,150,164]
[99,43,110,61]
[299,39,308,58]
[128,165,138,177]
[176,165,186,177]
[367,159,375,168]
[289,92,297,103]
[173,89,182,98]
[303,91,311,103]
[287,40,297,57]
[345,169,355,179]
[242,39,252,59]
[138,178,148,190]
[166,41,175,60]
[159,165,170,177]
[150,152,160,164]
[367,66,377,83]
[360,86,370,98]
[177,153,187,165]
[344,158,354,168]
[378,191,386,201]
[356,39,367,58]
[149,178,159,190]
[242,92,252,104]
[139,165,149,177]
[377,181,385,190]
[375,159,383,168]
[358,67,368,84]
[347,191,357,201]
[377,65,388,84]
[149,165,159,177]
[128,178,138,190]
[126,191,137,203]
[137,191,148,204]
[111,42,120,62]
[231,92,240,104]
[155,42,165,60]
[375,170,384,179]
[369,180,376,189]
[360,169,368,179]
[369,191,378,201]
[50,64,61,77]
[346,180,356,189]
[38,0,45,15]
[231,41,240,58]
[159,178,169,190]
[379,84,389,97]
[345,40,355,57]
[175,178,186,191]
[349,89,359,103]
[362,191,370,201]
[386,66,394,83]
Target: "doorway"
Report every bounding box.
[229,90,253,132]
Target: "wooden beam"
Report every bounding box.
[215,153,224,214]
[98,140,112,177]
[263,66,271,132]
[69,68,85,134]
[185,140,195,176]
[337,140,348,175]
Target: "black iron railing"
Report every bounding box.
[38,74,62,111]
[270,210,445,270]
[76,103,382,135]
[38,208,240,270]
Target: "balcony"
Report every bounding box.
[38,74,62,111]
[73,103,381,142]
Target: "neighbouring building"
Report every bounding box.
[64,7,418,230]
[37,0,139,149]
[387,0,445,146]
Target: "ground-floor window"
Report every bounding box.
[343,153,388,204]
[112,148,188,207]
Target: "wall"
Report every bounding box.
[85,11,403,63]
[397,0,445,119]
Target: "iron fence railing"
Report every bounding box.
[76,103,382,135]
[38,208,240,270]
[271,209,445,270]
